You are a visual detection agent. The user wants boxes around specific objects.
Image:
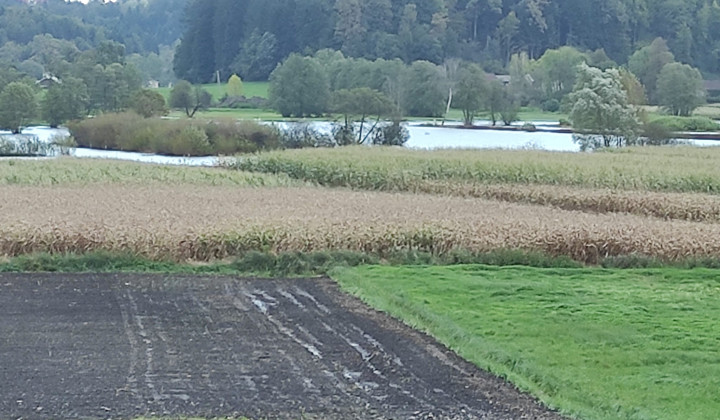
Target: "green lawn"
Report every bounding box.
[156,81,269,101]
[333,265,720,420]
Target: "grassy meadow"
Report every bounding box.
[156,81,270,101]
[334,265,720,420]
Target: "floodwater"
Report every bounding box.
[2,123,718,166]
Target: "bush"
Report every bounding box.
[541,99,560,112]
[521,123,537,132]
[68,112,284,156]
[640,121,675,146]
[278,123,334,149]
[372,120,410,146]
[558,118,571,127]
[650,116,720,132]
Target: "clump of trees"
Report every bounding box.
[0,82,37,134]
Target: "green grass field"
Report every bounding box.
[156,81,270,101]
[333,265,720,420]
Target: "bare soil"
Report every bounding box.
[0,273,567,420]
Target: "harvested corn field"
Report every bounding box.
[3,184,720,263]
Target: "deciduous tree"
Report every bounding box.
[568,63,639,149]
[268,54,330,118]
[169,80,212,118]
[131,89,168,118]
[453,63,487,126]
[0,82,37,134]
[41,77,89,127]
[656,62,704,117]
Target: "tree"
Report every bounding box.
[532,46,586,102]
[41,77,89,128]
[496,11,520,65]
[656,63,704,117]
[453,64,487,126]
[627,38,675,104]
[402,60,446,117]
[131,89,168,118]
[226,74,243,97]
[169,80,212,118]
[331,87,393,144]
[618,68,647,106]
[0,82,37,134]
[268,54,329,118]
[486,80,519,126]
[233,30,279,81]
[567,63,639,149]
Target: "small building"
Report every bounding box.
[36,73,61,89]
[146,80,160,89]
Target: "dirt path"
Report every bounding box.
[0,274,567,420]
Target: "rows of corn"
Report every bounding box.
[3,181,720,264]
[228,147,720,222]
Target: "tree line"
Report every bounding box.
[0,0,184,86]
[265,43,705,124]
[175,0,720,84]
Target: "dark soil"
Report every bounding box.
[0,273,568,420]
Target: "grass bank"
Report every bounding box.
[0,249,583,276]
[333,264,720,420]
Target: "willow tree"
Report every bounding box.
[568,63,639,150]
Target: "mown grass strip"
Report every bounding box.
[333,265,720,420]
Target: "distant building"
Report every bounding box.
[36,73,61,89]
[146,80,160,89]
[487,74,512,86]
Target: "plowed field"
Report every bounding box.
[0,274,566,420]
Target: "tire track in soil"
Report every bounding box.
[0,273,568,420]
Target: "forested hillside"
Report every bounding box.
[0,0,185,84]
[175,0,720,83]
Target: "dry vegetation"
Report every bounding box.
[418,182,720,222]
[3,184,720,264]
[230,146,720,222]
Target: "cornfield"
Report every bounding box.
[3,183,720,264]
[228,146,720,193]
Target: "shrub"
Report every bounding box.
[541,99,560,112]
[650,116,720,132]
[68,112,283,156]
